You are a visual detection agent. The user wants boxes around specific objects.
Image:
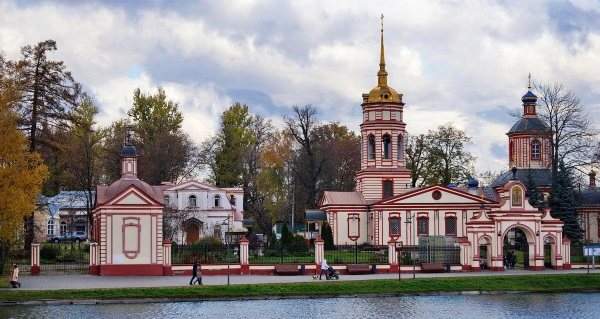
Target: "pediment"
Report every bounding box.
[107,186,161,206]
[165,180,217,192]
[377,185,495,206]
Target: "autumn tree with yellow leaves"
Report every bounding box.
[0,67,48,274]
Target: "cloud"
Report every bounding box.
[1,0,599,175]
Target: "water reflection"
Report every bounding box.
[2,293,599,319]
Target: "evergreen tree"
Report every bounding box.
[281,223,293,248]
[549,161,583,242]
[524,168,541,207]
[321,222,335,250]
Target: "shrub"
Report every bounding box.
[290,235,308,253]
[40,245,60,260]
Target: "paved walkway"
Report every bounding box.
[4,268,600,291]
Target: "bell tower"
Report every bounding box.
[355,15,412,201]
[507,74,551,169]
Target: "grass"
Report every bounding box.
[2,273,600,302]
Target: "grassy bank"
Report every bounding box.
[2,274,600,302]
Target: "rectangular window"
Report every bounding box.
[417,217,428,236]
[531,142,541,160]
[383,180,393,199]
[389,217,400,236]
[445,216,457,236]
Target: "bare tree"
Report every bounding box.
[162,206,193,242]
[535,82,599,179]
[284,105,326,211]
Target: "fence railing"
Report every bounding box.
[325,244,388,264]
[570,244,600,264]
[248,242,313,264]
[2,247,30,275]
[398,245,460,265]
[172,243,240,264]
[39,243,89,272]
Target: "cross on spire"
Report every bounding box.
[381,14,384,32]
[528,72,532,90]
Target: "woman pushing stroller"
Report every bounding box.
[319,259,339,280]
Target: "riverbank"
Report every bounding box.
[2,273,600,304]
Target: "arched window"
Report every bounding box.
[382,134,391,159]
[511,186,523,207]
[417,216,429,236]
[389,215,400,237]
[230,195,236,206]
[368,135,375,160]
[383,180,394,199]
[188,195,197,207]
[531,140,541,160]
[214,225,222,238]
[60,221,67,235]
[214,195,221,207]
[397,135,404,160]
[47,219,55,235]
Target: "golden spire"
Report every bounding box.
[377,13,388,87]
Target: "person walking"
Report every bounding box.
[10,264,20,288]
[319,259,329,280]
[189,259,202,285]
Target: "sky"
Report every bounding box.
[1,0,600,175]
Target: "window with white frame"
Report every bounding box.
[47,219,55,235]
[531,140,541,160]
[164,195,170,207]
[214,195,221,207]
[60,221,67,235]
[188,195,197,207]
[214,225,222,238]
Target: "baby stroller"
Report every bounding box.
[325,266,340,280]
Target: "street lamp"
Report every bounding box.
[397,241,403,281]
[404,213,415,279]
[221,216,231,286]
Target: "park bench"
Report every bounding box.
[346,264,371,274]
[275,264,300,275]
[421,263,445,273]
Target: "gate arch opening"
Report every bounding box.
[502,225,535,270]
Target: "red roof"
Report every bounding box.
[96,178,164,205]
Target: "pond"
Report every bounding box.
[2,292,599,319]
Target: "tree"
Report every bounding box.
[211,103,255,187]
[7,40,81,152]
[405,134,431,187]
[314,123,361,193]
[129,87,198,184]
[281,223,292,248]
[99,119,129,184]
[284,105,326,212]
[549,161,583,243]
[535,82,599,179]
[0,84,48,273]
[321,222,335,250]
[524,168,541,207]
[67,97,105,238]
[424,123,475,185]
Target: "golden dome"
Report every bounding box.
[363,15,402,104]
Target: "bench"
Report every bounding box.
[421,263,445,273]
[346,264,371,275]
[274,264,299,275]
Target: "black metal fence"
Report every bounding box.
[570,243,600,264]
[172,243,240,264]
[40,243,89,273]
[248,242,313,264]
[325,244,388,264]
[398,245,460,265]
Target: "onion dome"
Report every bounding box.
[467,178,479,188]
[119,125,138,157]
[521,90,537,105]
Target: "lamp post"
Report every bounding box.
[221,216,231,286]
[397,241,403,281]
[405,213,415,279]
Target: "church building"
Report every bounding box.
[317,22,573,271]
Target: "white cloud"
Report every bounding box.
[1,0,599,175]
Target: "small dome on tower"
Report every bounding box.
[119,144,138,157]
[521,90,537,104]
